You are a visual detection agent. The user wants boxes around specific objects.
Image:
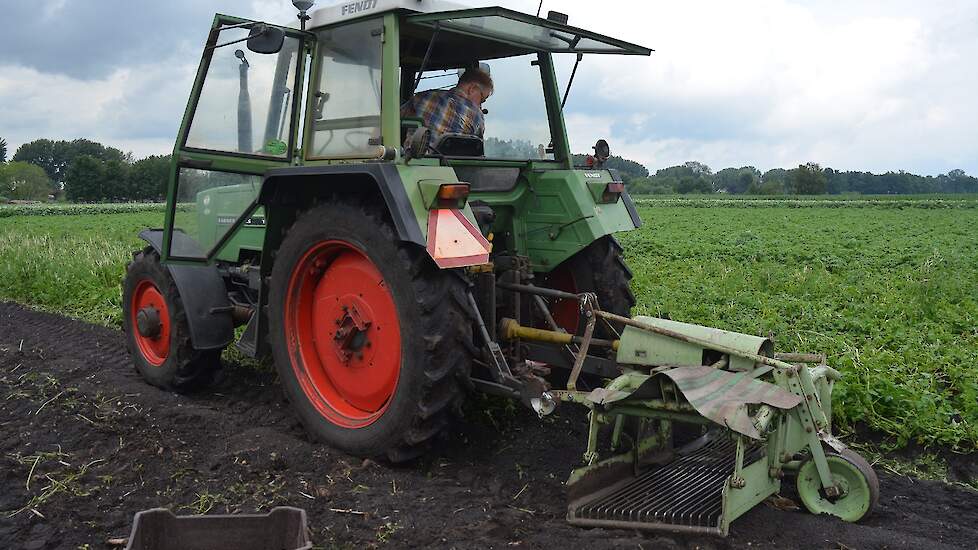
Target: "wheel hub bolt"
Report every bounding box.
[136,307,162,338]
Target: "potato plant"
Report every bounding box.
[0,200,976,450]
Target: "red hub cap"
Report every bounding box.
[543,265,580,333]
[131,280,170,366]
[285,241,402,428]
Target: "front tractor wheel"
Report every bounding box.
[269,201,472,462]
[122,247,221,391]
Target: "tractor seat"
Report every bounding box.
[434,133,484,157]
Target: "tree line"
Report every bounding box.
[4,135,976,202]
[620,161,978,196]
[494,139,978,195]
[0,138,170,202]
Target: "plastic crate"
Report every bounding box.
[124,507,311,550]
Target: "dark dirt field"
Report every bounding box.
[2,301,977,550]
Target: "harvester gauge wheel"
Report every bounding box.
[122,247,222,391]
[796,449,879,522]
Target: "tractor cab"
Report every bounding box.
[162,1,649,266]
[306,2,649,161]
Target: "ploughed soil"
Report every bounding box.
[2,301,977,550]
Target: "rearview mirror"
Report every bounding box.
[247,24,285,54]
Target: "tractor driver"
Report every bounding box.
[401,68,494,147]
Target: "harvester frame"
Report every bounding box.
[121,0,878,536]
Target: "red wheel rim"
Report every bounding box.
[131,280,171,366]
[542,264,580,334]
[284,240,402,429]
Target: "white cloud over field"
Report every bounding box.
[1,0,975,174]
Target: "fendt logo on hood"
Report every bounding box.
[341,0,378,16]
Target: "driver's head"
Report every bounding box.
[455,68,494,106]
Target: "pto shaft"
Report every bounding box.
[499,318,619,350]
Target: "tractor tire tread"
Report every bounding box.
[588,235,636,317]
[268,197,471,463]
[122,246,221,392]
[385,240,471,461]
[568,235,636,338]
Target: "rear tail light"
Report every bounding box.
[602,182,624,203]
[437,183,470,208]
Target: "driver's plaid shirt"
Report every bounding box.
[401,88,485,146]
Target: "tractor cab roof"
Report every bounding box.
[309,0,467,27]
[309,0,650,69]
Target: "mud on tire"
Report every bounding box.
[122,247,222,392]
[268,199,473,462]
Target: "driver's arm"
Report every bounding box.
[473,110,485,138]
[458,102,484,138]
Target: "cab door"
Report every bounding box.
[163,15,309,263]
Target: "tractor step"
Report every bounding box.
[567,436,763,535]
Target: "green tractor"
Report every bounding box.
[122,0,878,536]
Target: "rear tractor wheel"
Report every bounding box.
[538,236,709,444]
[539,235,635,339]
[122,247,221,391]
[269,201,472,462]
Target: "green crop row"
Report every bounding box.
[620,206,978,452]
[0,206,975,452]
[633,197,978,209]
[635,193,978,201]
[0,212,160,325]
[0,202,192,218]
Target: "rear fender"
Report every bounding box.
[249,165,428,359]
[138,230,234,351]
[257,164,425,254]
[258,164,488,269]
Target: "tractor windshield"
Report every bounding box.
[185,27,302,157]
[170,16,307,261]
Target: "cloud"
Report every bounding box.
[0,0,290,157]
[541,0,978,174]
[0,1,218,80]
[0,56,199,159]
[0,0,975,175]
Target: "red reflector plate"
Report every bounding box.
[426,209,491,268]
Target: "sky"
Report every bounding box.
[0,0,975,175]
